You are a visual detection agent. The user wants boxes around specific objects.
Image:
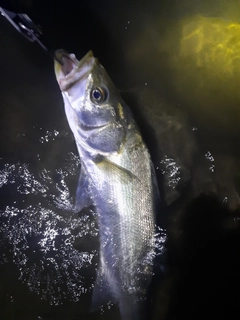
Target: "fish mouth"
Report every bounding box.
[54,50,95,91]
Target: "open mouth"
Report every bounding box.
[61,54,77,76]
[54,50,79,77]
[54,50,95,91]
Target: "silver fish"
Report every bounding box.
[54,50,159,320]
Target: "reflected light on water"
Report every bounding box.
[0,130,166,306]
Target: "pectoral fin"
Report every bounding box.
[94,156,139,184]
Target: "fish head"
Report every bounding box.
[54,50,123,132]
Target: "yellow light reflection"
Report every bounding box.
[178,15,240,75]
[167,15,240,131]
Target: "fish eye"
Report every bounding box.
[91,87,107,103]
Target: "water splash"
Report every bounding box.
[0,150,98,305]
[160,155,181,188]
[205,150,215,172]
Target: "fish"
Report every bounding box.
[54,50,159,320]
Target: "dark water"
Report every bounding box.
[0,0,240,319]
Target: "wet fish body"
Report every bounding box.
[54,50,158,319]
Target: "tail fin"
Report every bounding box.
[119,294,146,320]
[91,264,117,312]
